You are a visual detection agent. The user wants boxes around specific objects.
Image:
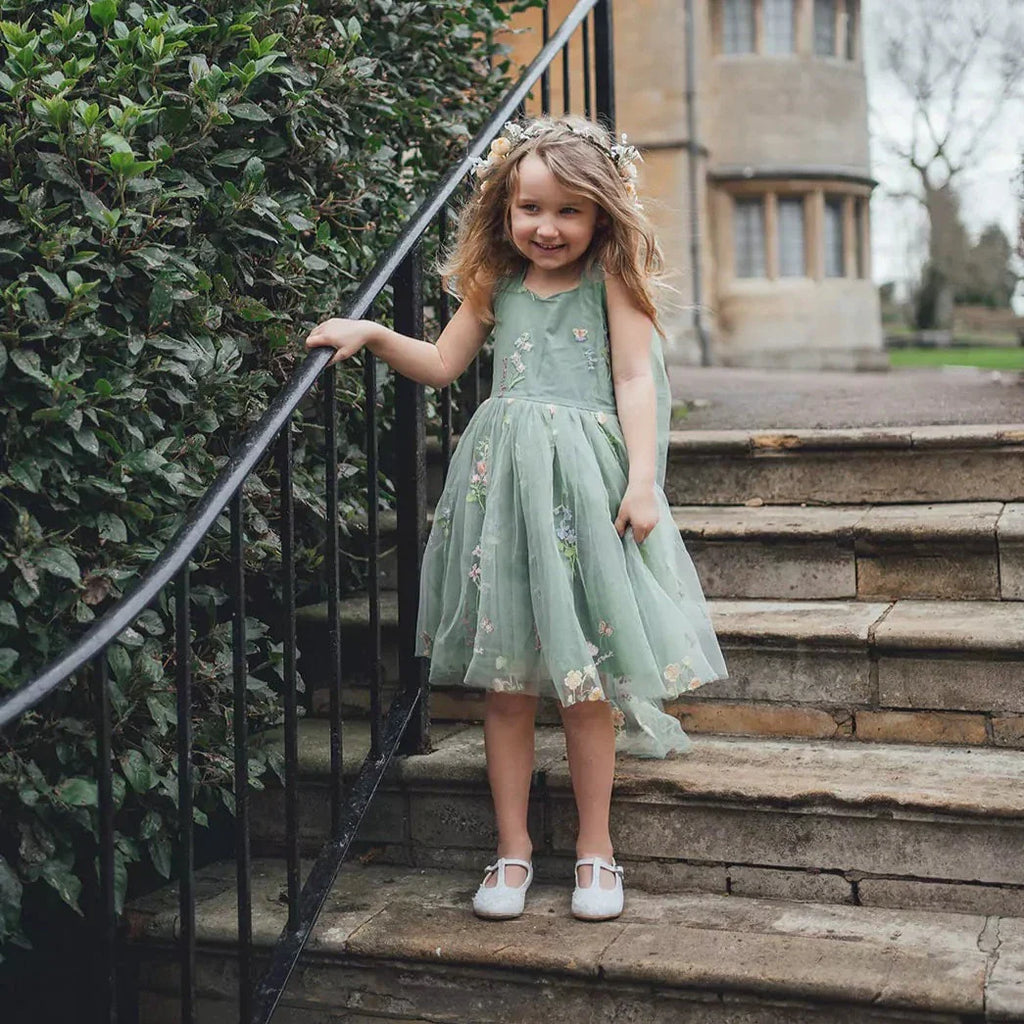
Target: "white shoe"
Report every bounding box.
[472,857,533,919]
[572,856,624,921]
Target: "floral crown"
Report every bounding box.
[471,119,643,209]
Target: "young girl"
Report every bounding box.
[305,115,727,923]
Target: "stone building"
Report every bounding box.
[506,0,884,369]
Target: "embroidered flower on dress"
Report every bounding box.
[663,663,682,684]
[583,348,599,372]
[586,641,599,658]
[553,504,579,574]
[467,438,491,509]
[493,677,525,693]
[563,664,605,705]
[599,620,614,637]
[573,328,588,343]
[419,631,433,656]
[498,333,531,395]
[480,617,494,633]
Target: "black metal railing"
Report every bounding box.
[0,2,616,1021]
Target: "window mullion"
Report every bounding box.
[808,190,824,281]
[765,192,779,279]
[842,195,856,278]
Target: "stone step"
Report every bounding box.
[663,425,1024,505]
[127,858,1024,1023]
[676,501,1024,601]
[296,596,1024,748]
[249,720,1024,918]
[348,502,1024,601]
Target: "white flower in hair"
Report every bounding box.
[472,120,645,209]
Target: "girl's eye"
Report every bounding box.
[521,203,539,212]
[561,207,579,215]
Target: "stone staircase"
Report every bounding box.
[128,423,1024,1022]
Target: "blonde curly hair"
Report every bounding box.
[441,115,664,333]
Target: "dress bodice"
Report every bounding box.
[488,269,672,481]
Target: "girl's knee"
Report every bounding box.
[485,690,539,717]
[557,696,610,729]
[558,697,612,722]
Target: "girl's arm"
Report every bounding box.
[304,296,491,389]
[606,273,660,544]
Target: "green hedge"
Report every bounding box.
[0,0,533,958]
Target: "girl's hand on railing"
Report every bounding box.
[304,318,379,365]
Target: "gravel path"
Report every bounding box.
[667,365,1023,430]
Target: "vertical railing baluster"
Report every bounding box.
[94,652,117,1023]
[175,569,196,1024]
[583,13,593,119]
[594,0,616,130]
[541,4,551,115]
[562,40,571,114]
[230,493,252,1024]
[323,371,345,836]
[393,247,429,756]
[363,346,383,760]
[438,207,453,477]
[277,426,300,932]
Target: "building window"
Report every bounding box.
[763,0,795,55]
[722,0,756,54]
[778,198,805,276]
[734,198,766,278]
[824,198,844,277]
[814,0,837,56]
[845,0,858,59]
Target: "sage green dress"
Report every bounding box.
[415,270,727,758]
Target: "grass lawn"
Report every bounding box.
[888,346,1024,370]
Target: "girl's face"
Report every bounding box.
[508,153,601,278]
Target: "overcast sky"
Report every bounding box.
[862,0,1023,298]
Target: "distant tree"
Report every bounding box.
[873,0,1024,323]
[1019,154,1024,261]
[958,224,1018,308]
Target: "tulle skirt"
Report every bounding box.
[415,394,727,758]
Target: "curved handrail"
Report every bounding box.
[0,0,600,730]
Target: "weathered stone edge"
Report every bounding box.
[668,425,1024,453]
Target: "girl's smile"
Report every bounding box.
[510,153,601,287]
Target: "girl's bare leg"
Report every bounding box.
[482,690,539,887]
[558,699,618,889]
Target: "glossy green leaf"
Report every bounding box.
[120,750,154,793]
[96,511,127,542]
[89,1,118,29]
[36,547,81,582]
[56,777,98,807]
